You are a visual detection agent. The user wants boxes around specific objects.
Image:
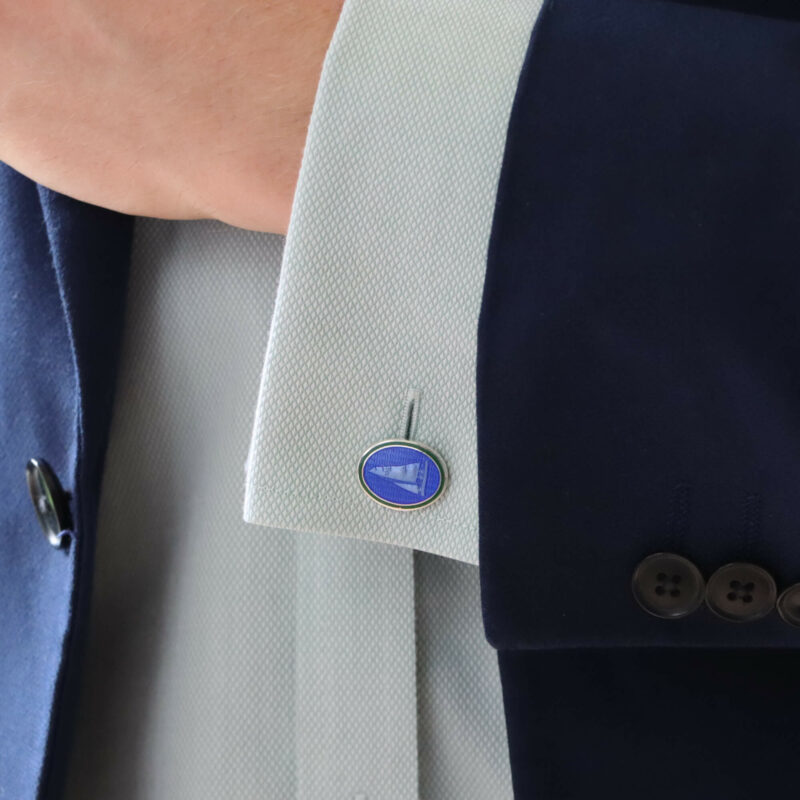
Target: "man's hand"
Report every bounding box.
[0,0,343,233]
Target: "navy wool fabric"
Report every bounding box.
[0,164,132,800]
[477,0,800,795]
[499,648,800,798]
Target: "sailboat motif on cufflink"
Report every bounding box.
[358,439,448,510]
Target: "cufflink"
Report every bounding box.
[358,439,448,510]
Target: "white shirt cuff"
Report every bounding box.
[244,0,543,564]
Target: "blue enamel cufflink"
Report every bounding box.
[358,439,448,510]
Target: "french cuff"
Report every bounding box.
[243,0,543,564]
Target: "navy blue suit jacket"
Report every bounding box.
[3,1,800,797]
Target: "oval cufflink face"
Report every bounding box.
[358,440,448,510]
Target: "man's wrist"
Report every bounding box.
[0,0,345,233]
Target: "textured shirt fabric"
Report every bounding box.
[63,221,511,800]
[244,0,544,565]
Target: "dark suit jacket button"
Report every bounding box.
[25,457,71,549]
[777,583,800,628]
[632,553,705,619]
[705,563,776,622]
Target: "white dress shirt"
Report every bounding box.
[63,1,544,797]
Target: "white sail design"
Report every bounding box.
[369,461,428,494]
